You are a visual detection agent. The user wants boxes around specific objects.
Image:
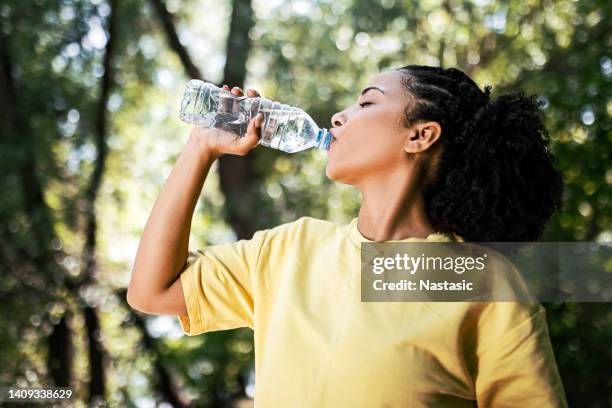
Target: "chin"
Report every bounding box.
[325,162,355,185]
[324,163,337,181]
[325,162,341,181]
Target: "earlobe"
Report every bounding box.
[404,141,419,154]
[404,131,421,153]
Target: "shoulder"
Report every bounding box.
[253,216,345,255]
[211,217,341,258]
[480,300,545,328]
[245,217,342,275]
[476,300,546,354]
[263,216,341,239]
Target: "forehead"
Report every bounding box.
[362,70,404,97]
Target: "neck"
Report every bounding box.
[356,166,435,241]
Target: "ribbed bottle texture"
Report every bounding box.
[180,80,332,153]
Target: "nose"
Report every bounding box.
[331,111,345,128]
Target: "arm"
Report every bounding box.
[126,85,263,315]
[126,132,217,315]
[475,303,568,407]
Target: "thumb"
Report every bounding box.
[240,112,264,151]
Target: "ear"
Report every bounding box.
[404,121,442,154]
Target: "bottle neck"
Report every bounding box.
[315,128,332,150]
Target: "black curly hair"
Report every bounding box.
[395,65,563,242]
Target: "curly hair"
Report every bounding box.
[396,65,563,242]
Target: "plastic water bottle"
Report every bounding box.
[179,79,332,153]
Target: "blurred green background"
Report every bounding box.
[0,0,610,406]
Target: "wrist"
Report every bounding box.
[188,128,223,161]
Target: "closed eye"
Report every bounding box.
[359,102,373,108]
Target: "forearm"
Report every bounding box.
[127,132,219,307]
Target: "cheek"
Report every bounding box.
[326,128,403,183]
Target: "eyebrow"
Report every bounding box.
[360,86,385,96]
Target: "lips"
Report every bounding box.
[330,129,339,141]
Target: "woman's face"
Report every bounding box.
[326,70,413,185]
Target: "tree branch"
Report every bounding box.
[149,0,203,79]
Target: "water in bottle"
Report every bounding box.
[179,80,332,153]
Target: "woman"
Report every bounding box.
[127,66,568,407]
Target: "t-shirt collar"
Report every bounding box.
[348,217,462,247]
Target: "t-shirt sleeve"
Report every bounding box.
[177,228,269,336]
[474,302,568,407]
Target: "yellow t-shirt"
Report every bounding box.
[178,216,568,407]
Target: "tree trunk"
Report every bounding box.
[218,0,259,240]
[83,306,106,401]
[0,18,55,280]
[150,0,260,240]
[71,0,119,402]
[46,314,73,387]
[0,24,73,390]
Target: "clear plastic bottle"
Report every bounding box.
[179,79,332,153]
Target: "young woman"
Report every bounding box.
[127,66,568,407]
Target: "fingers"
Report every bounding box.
[248,112,264,140]
[218,84,264,156]
[222,84,245,96]
[222,84,260,97]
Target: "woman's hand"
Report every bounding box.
[190,85,265,157]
